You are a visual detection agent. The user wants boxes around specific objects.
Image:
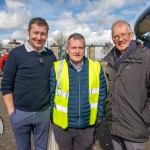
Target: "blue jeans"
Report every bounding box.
[10,108,50,150]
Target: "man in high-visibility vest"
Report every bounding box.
[50,33,107,150]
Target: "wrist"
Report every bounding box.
[8,109,14,116]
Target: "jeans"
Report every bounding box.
[10,108,50,150]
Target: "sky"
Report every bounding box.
[0,0,150,46]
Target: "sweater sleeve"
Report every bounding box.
[50,66,57,119]
[97,67,107,120]
[1,50,18,96]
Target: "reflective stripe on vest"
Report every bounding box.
[53,59,101,129]
[55,104,68,113]
[88,59,100,125]
[55,89,69,98]
[53,60,69,129]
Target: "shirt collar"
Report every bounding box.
[69,59,84,72]
[25,41,46,53]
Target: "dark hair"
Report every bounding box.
[28,17,49,31]
[66,33,85,48]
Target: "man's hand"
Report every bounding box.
[3,93,15,116]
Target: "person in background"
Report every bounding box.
[1,17,56,150]
[103,20,150,150]
[0,49,8,72]
[50,33,107,150]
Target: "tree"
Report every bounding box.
[103,42,113,55]
[1,41,11,52]
[53,32,67,60]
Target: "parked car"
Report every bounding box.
[134,6,150,48]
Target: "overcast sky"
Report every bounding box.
[0,0,150,46]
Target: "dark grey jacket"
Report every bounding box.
[104,42,150,142]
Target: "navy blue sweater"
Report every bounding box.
[2,45,56,111]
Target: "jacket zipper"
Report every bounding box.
[78,72,80,127]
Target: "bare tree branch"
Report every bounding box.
[53,32,67,59]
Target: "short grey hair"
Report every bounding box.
[111,20,132,36]
[66,33,86,48]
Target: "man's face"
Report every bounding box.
[66,38,85,67]
[112,24,133,54]
[28,23,48,51]
[3,50,7,54]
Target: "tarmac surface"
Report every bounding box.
[0,87,150,150]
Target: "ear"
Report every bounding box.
[66,48,68,53]
[27,29,30,36]
[26,29,29,40]
[130,32,134,40]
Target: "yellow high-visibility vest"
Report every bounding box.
[53,59,101,129]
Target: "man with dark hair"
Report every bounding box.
[28,17,49,31]
[50,33,107,150]
[1,17,56,150]
[104,20,150,150]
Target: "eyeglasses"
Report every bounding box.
[37,52,44,67]
[112,32,131,41]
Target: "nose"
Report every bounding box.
[37,34,42,40]
[118,35,123,41]
[76,48,80,53]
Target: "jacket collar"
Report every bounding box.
[103,40,144,66]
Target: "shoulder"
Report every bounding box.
[103,47,115,62]
[45,47,57,61]
[10,45,26,54]
[87,58,102,68]
[45,47,54,55]
[136,43,150,56]
[86,57,99,65]
[8,45,26,59]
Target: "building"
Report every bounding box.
[51,43,113,61]
[9,39,21,50]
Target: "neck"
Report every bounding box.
[70,60,83,68]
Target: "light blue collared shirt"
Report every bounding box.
[69,60,84,72]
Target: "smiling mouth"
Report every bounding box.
[118,43,125,46]
[36,41,43,44]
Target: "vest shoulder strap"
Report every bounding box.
[56,60,65,89]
